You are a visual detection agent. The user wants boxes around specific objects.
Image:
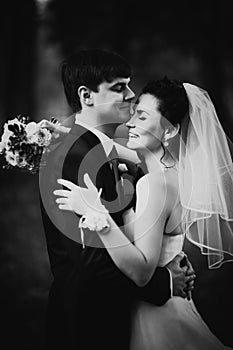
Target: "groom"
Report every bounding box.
[40,48,195,350]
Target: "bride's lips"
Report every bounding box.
[128,132,139,139]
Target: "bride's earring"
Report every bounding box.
[163,130,170,147]
[163,137,169,147]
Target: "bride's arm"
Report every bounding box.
[39,114,75,135]
[122,208,135,241]
[38,119,71,134]
[96,175,169,286]
[55,173,169,287]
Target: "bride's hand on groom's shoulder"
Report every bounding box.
[38,119,70,139]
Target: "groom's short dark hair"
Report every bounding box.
[61,48,132,112]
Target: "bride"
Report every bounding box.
[54,77,233,349]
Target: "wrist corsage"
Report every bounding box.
[78,202,110,248]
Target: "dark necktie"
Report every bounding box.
[108,145,124,208]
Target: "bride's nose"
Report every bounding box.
[125,115,136,129]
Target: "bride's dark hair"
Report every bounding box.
[140,76,189,126]
[139,76,189,168]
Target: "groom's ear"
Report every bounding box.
[78,86,93,106]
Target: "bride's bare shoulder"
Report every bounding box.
[136,172,166,194]
[136,170,178,199]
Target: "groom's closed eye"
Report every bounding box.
[111,83,127,92]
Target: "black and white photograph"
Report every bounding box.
[1,1,233,349]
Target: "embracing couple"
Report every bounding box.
[39,48,233,350]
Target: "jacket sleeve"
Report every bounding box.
[135,266,171,306]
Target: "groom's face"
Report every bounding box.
[92,77,135,125]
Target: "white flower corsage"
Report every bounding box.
[78,207,110,248]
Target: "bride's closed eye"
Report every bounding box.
[138,115,147,121]
[135,110,147,120]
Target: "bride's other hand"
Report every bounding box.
[53,174,104,216]
[54,179,87,215]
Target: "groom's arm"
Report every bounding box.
[135,253,195,306]
[135,266,171,306]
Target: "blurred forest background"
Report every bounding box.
[0,0,233,349]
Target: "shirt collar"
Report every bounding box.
[75,115,114,156]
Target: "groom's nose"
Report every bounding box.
[124,86,135,101]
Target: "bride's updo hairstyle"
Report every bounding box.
[138,77,189,168]
[139,76,189,128]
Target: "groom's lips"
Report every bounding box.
[119,103,131,110]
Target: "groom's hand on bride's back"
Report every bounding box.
[166,252,196,299]
[182,254,196,300]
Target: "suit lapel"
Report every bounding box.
[70,124,117,202]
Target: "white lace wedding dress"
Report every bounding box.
[130,233,232,350]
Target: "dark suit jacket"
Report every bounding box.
[40,124,171,350]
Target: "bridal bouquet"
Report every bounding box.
[0,114,55,174]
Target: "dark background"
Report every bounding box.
[0,1,233,349]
